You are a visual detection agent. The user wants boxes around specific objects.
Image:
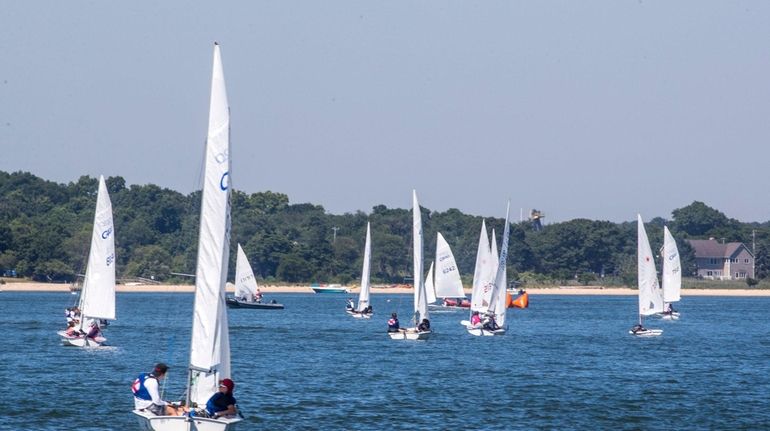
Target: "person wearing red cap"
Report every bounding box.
[205,378,237,419]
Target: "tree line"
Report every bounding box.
[1,170,768,286]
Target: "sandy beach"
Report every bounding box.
[2,281,769,296]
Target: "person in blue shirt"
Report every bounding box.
[387,313,400,332]
[205,378,237,419]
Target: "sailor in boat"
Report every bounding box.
[630,323,647,334]
[363,305,373,315]
[253,288,263,303]
[65,306,81,324]
[387,313,401,332]
[85,321,103,340]
[416,318,430,332]
[469,311,482,328]
[132,363,185,416]
[63,321,78,336]
[482,314,500,332]
[662,303,676,316]
[192,378,237,419]
[346,298,355,312]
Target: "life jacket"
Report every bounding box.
[132,373,157,400]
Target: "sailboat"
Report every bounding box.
[389,190,431,340]
[659,226,681,320]
[226,244,284,309]
[58,175,116,347]
[461,220,491,327]
[133,43,242,430]
[467,203,511,336]
[348,222,373,318]
[630,214,664,336]
[427,233,468,310]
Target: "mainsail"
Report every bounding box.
[470,220,491,312]
[78,175,116,326]
[412,190,428,323]
[486,203,511,326]
[235,244,258,300]
[637,215,664,316]
[188,43,233,407]
[662,226,682,304]
[356,222,372,312]
[434,232,465,299]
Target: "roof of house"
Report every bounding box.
[686,239,754,258]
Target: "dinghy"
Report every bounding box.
[466,203,511,336]
[630,215,664,337]
[427,232,468,311]
[58,175,116,347]
[133,43,242,430]
[659,226,681,320]
[226,244,284,310]
[389,190,431,340]
[460,220,492,328]
[348,222,373,319]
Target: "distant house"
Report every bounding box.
[687,239,755,280]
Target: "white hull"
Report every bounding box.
[388,330,431,340]
[57,331,106,347]
[629,328,663,337]
[659,312,680,320]
[466,326,506,336]
[346,310,372,319]
[133,410,241,431]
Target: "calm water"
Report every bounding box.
[1,292,769,430]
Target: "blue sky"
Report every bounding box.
[1,1,769,223]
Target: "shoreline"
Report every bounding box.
[2,282,769,296]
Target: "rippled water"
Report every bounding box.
[1,292,769,430]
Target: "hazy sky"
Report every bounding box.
[2,1,769,223]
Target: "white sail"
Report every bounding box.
[434,232,465,299]
[189,43,232,407]
[476,228,499,311]
[235,244,258,299]
[425,261,437,305]
[487,202,511,326]
[356,222,372,312]
[637,215,664,316]
[470,220,491,312]
[412,190,428,323]
[662,226,682,304]
[78,175,116,323]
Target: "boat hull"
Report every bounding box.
[659,312,680,320]
[225,298,284,310]
[388,330,431,340]
[629,328,663,337]
[133,410,241,431]
[57,331,106,347]
[466,327,506,336]
[346,310,372,319]
[311,287,348,294]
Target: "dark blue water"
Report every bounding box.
[1,292,769,430]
